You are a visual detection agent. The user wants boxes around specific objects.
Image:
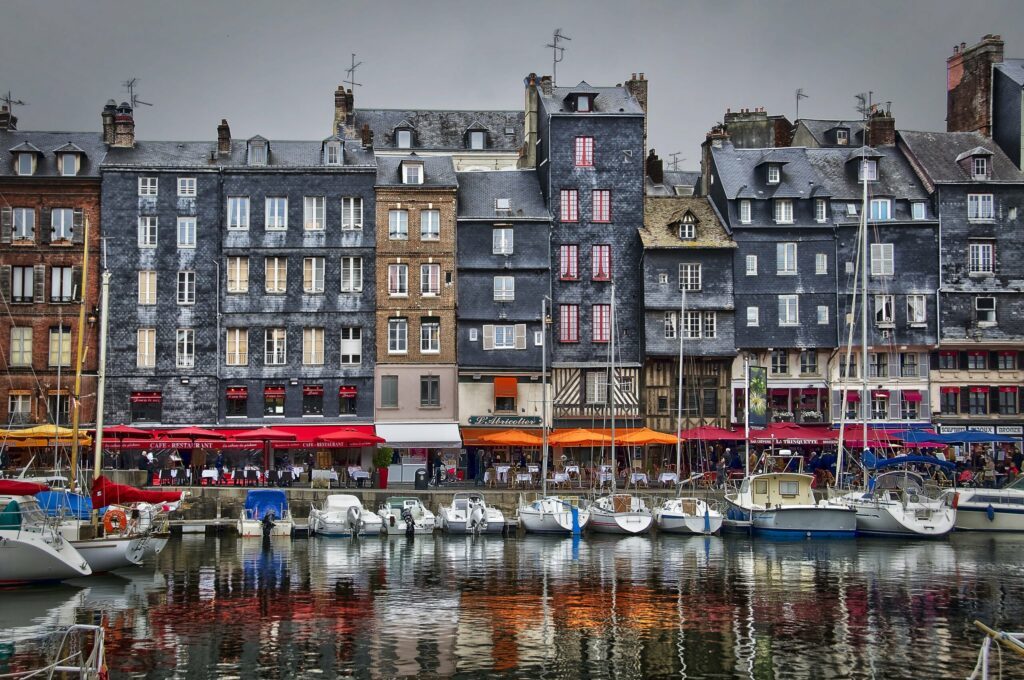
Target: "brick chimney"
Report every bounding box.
[217,119,231,154]
[360,123,373,149]
[334,85,355,137]
[701,125,730,197]
[646,148,664,184]
[521,73,540,169]
[947,34,1004,136]
[539,75,553,97]
[867,106,896,146]
[0,105,18,131]
[112,101,135,148]
[626,72,649,148]
[101,100,116,144]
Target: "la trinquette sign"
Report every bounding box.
[467,415,543,427]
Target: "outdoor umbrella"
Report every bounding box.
[166,426,226,439]
[232,427,297,441]
[101,424,153,438]
[617,428,680,445]
[479,429,544,447]
[319,428,387,446]
[931,429,1021,444]
[547,428,611,447]
[677,425,746,441]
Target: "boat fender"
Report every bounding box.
[104,507,128,536]
[951,492,960,510]
[908,493,919,504]
[987,504,995,522]
[703,507,711,534]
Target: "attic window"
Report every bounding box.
[767,164,780,184]
[576,96,591,112]
[59,153,79,177]
[972,157,989,180]
[469,131,485,150]
[836,129,849,146]
[402,162,423,185]
[678,214,697,240]
[16,153,35,176]
[324,142,342,166]
[495,198,511,214]
[859,159,877,182]
[396,129,412,149]
[248,141,267,166]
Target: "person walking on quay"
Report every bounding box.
[192,447,207,486]
[476,449,492,487]
[716,457,728,488]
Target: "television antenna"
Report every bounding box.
[545,29,571,86]
[344,53,363,91]
[854,91,873,119]
[668,152,685,171]
[1,90,26,110]
[122,78,152,108]
[795,88,808,120]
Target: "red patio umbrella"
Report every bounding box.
[318,428,387,446]
[101,424,153,437]
[166,426,226,439]
[677,425,746,441]
[232,427,297,441]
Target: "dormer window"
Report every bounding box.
[973,156,989,180]
[495,198,511,215]
[469,131,485,150]
[836,129,849,145]
[59,153,79,176]
[678,213,697,240]
[247,140,267,166]
[16,153,35,176]
[323,142,342,166]
[396,129,412,149]
[402,161,423,185]
[767,165,780,184]
[576,96,591,112]
[859,159,877,181]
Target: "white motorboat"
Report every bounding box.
[0,488,92,584]
[237,489,294,538]
[309,494,383,537]
[517,495,590,534]
[946,475,1024,532]
[379,497,436,535]
[32,489,148,571]
[589,494,654,535]
[725,472,857,538]
[655,497,723,535]
[841,465,956,538]
[438,492,505,534]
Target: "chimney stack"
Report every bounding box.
[539,75,553,97]
[334,85,355,137]
[867,107,896,147]
[625,72,649,148]
[112,101,135,148]
[0,104,17,132]
[101,100,117,143]
[521,73,540,169]
[645,149,664,185]
[360,123,373,149]
[946,34,1004,136]
[217,119,231,154]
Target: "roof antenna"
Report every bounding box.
[122,78,153,109]
[545,29,571,86]
[795,88,808,120]
[344,53,363,91]
[668,152,685,171]
[1,90,27,110]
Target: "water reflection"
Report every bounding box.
[0,533,1022,678]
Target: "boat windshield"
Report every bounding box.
[1004,476,1024,492]
[875,471,925,491]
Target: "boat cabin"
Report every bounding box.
[742,473,817,508]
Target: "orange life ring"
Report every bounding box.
[104,508,128,535]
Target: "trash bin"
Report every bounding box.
[414,468,428,490]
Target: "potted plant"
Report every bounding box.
[374,447,394,489]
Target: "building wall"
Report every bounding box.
[946,35,1005,136]
[992,68,1023,168]
[643,357,730,432]
[373,364,458,422]
[457,378,546,426]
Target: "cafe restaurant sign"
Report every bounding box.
[468,415,542,427]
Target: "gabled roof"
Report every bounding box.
[0,131,106,177]
[898,130,1024,184]
[376,154,457,187]
[456,170,548,219]
[754,149,791,166]
[805,146,929,200]
[641,197,735,249]
[846,146,883,160]
[52,142,86,154]
[350,109,524,151]
[464,120,490,132]
[795,119,866,147]
[994,58,1024,87]
[539,84,644,115]
[102,139,375,169]
[954,146,995,163]
[8,140,42,154]
[710,143,821,199]
[646,170,701,196]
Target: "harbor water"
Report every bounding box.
[2,532,1023,679]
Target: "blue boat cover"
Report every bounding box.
[888,429,940,443]
[931,430,1021,444]
[36,491,95,520]
[873,455,955,471]
[243,489,288,520]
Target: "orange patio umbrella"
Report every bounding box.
[479,429,543,446]
[617,427,680,445]
[547,428,611,447]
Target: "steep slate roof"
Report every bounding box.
[456,170,548,219]
[994,58,1024,86]
[710,143,823,199]
[898,130,1024,184]
[641,197,735,249]
[795,119,865,146]
[805,145,930,200]
[376,154,457,187]
[351,109,524,151]
[103,139,375,169]
[0,131,107,177]
[645,170,701,196]
[539,85,644,115]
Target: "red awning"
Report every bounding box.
[303,385,324,396]
[846,392,861,402]
[494,376,518,399]
[801,388,822,396]
[968,351,987,357]
[970,386,989,394]
[999,386,1018,393]
[130,392,162,403]
[872,390,890,398]
[902,391,922,402]
[226,387,248,400]
[264,386,286,397]
[940,386,959,394]
[998,351,1017,357]
[339,386,357,398]
[267,424,378,449]
[939,350,957,357]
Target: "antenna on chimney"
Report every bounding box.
[344,53,363,91]
[668,152,685,171]
[545,29,571,86]
[795,88,808,120]
[854,91,873,120]
[122,78,153,108]
[1,90,27,110]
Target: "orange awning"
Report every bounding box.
[479,429,543,446]
[494,377,518,398]
[617,427,680,445]
[461,427,541,446]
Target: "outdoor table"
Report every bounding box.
[565,465,580,475]
[528,465,539,474]
[495,465,510,483]
[348,467,371,487]
[201,469,219,484]
[599,471,613,483]
[515,472,533,486]
[631,472,648,486]
[311,469,339,486]
[553,472,570,486]
[659,472,678,486]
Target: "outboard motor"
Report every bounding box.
[468,502,487,534]
[261,510,277,540]
[401,506,415,536]
[346,505,363,536]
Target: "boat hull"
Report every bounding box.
[656,512,724,535]
[71,537,146,572]
[519,507,590,534]
[0,531,92,584]
[310,514,383,537]
[589,510,653,535]
[237,519,293,538]
[953,502,1024,532]
[728,502,856,538]
[845,497,955,537]
[439,510,505,534]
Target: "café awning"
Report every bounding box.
[902,391,923,402]
[374,422,462,449]
[493,377,518,398]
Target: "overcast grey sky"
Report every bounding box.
[2,0,1022,169]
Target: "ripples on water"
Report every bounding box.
[1,533,1023,679]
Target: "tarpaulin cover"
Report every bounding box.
[872,454,955,471]
[37,490,93,519]
[243,489,288,521]
[0,479,49,495]
[90,475,184,508]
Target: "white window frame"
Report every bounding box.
[912,202,926,220]
[976,296,996,326]
[817,305,829,325]
[303,196,325,231]
[136,328,155,368]
[815,253,827,275]
[874,294,895,326]
[968,193,994,221]
[682,311,701,339]
[664,311,677,339]
[340,327,362,365]
[10,327,32,367]
[340,257,363,292]
[138,270,156,305]
[402,163,423,185]
[973,156,988,180]
[16,153,35,177]
[176,328,195,369]
[778,295,799,326]
[264,256,287,294]
[746,306,759,327]
[815,199,827,223]
[703,311,717,339]
[777,242,797,275]
[225,328,248,366]
[176,270,196,305]
[869,198,892,221]
[137,216,157,248]
[226,257,249,293]
[836,128,849,145]
[389,209,409,239]
[492,227,514,255]
[50,208,74,242]
[469,130,485,150]
[968,241,994,275]
[11,266,33,302]
[388,318,408,354]
[59,153,77,177]
[396,129,412,149]
[264,328,287,365]
[420,209,440,241]
[265,197,288,231]
[138,177,158,197]
[493,276,515,301]
[774,199,793,224]
[493,325,516,350]
[49,326,72,367]
[907,294,927,325]
[585,371,607,405]
[303,257,325,293]
[739,200,751,224]
[388,264,409,296]
[859,159,878,182]
[50,266,73,303]
[870,243,894,276]
[420,321,441,354]
[745,255,758,276]
[767,165,780,184]
[341,197,363,230]
[678,263,701,291]
[12,208,34,240]
[176,217,196,248]
[302,327,325,365]
[324,142,342,166]
[421,263,441,296]
[177,177,196,197]
[227,196,250,230]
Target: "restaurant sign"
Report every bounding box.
[997,426,1024,435]
[467,415,542,427]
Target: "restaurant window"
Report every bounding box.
[302,385,324,416]
[871,394,888,420]
[380,376,399,408]
[420,375,441,407]
[997,352,1017,371]
[938,351,957,370]
[799,350,818,375]
[968,388,987,416]
[967,352,987,370]
[339,386,358,415]
[129,392,161,423]
[998,388,1019,415]
[226,387,248,417]
[264,386,286,416]
[940,389,958,415]
[770,350,788,375]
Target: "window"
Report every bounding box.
[138,177,158,196]
[739,200,751,224]
[341,197,363,230]
[138,217,158,247]
[912,202,926,220]
[421,264,441,296]
[420,319,440,353]
[874,295,894,326]
[265,257,287,293]
[176,328,194,368]
[303,257,325,294]
[940,390,958,415]
[815,199,827,223]
[969,389,987,416]
[493,276,515,301]
[900,352,919,377]
[264,328,287,365]
[870,352,889,378]
[575,136,594,166]
[746,306,759,327]
[560,190,578,222]
[303,385,324,416]
[585,371,608,405]
[10,327,32,367]
[58,154,76,177]
[340,327,362,365]
[303,327,325,365]
[303,196,325,231]
[907,295,926,324]
[592,304,610,343]
[248,141,267,166]
[774,199,793,224]
[839,355,857,378]
[226,257,248,293]
[778,295,799,326]
[225,328,248,365]
[388,318,408,354]
[976,297,996,325]
[16,153,35,176]
[380,375,399,408]
[814,253,828,275]
[177,177,196,197]
[901,393,920,420]
[396,130,412,149]
[50,266,74,303]
[664,311,677,339]
[682,311,701,339]
[679,214,696,239]
[264,387,285,416]
[836,129,849,145]
[936,351,955,370]
[870,243,894,276]
[489,325,518,350]
[389,209,408,239]
[324,142,342,166]
[265,197,288,230]
[799,350,818,375]
[49,209,74,241]
[177,217,196,248]
[12,208,34,240]
[969,241,994,274]
[420,376,441,407]
[227,197,249,230]
[703,311,717,338]
[135,328,154,368]
[559,304,579,343]
[999,388,1018,415]
[534,330,543,346]
[340,257,362,292]
[973,157,989,180]
[420,209,440,240]
[967,351,987,370]
[998,352,1017,371]
[402,163,422,184]
[576,95,591,112]
[777,243,797,274]
[859,159,877,181]
[388,264,408,296]
[48,393,70,424]
[817,305,829,325]
[492,228,513,255]
[679,263,701,291]
[559,244,579,280]
[968,194,994,221]
[658,272,669,284]
[767,165,780,184]
[469,131,485,150]
[770,350,789,375]
[495,198,511,214]
[177,271,195,305]
[871,394,889,420]
[745,255,758,276]
[847,203,859,217]
[592,245,611,280]
[10,266,33,303]
[592,190,611,222]
[8,394,31,424]
[869,199,891,221]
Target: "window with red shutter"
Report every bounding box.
[560,190,578,222]
[575,137,594,167]
[592,245,611,281]
[592,190,611,223]
[592,304,610,342]
[559,244,579,280]
[559,304,579,343]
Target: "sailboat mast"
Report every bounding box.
[92,270,110,480]
[675,288,685,478]
[69,217,90,493]
[744,355,750,478]
[610,282,616,495]
[540,296,549,498]
[860,148,870,456]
